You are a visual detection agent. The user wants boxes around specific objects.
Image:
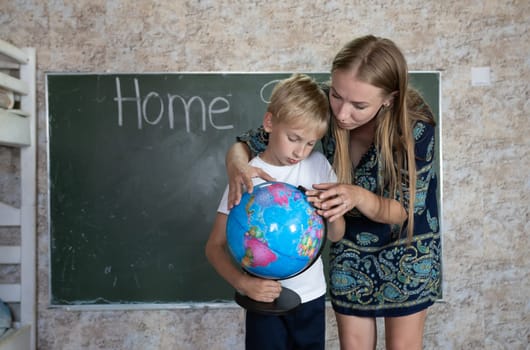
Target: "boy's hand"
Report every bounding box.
[300,186,324,209]
[227,163,275,209]
[239,275,282,303]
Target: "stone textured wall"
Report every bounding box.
[1,1,529,349]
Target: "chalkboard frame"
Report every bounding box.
[46,71,442,309]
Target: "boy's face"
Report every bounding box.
[261,112,321,167]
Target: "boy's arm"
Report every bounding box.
[326,216,345,242]
[205,213,282,302]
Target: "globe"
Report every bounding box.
[226,181,326,280]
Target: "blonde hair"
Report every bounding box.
[267,74,330,137]
[331,35,435,242]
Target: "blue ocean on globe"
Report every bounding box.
[226,181,325,280]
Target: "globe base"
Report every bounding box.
[234,287,301,316]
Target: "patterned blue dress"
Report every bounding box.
[237,107,441,318]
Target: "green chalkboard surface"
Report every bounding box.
[47,72,440,305]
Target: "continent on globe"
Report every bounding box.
[242,236,278,268]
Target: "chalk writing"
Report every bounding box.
[260,79,281,104]
[114,77,235,132]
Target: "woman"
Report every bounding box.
[226,35,441,350]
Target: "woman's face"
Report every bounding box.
[329,69,391,130]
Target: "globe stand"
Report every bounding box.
[234,287,301,316]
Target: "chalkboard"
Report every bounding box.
[47,72,440,305]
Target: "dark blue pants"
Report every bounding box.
[245,295,325,350]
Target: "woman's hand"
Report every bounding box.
[307,183,359,222]
[309,182,408,225]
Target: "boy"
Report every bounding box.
[205,74,345,349]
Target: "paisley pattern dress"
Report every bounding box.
[237,110,441,318]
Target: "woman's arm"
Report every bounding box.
[205,213,282,302]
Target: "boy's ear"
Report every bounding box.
[263,112,273,132]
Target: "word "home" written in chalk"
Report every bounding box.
[113,77,234,132]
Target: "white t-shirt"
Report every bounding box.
[217,151,337,303]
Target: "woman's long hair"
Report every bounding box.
[331,35,435,242]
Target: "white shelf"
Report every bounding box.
[0,109,30,147]
[0,41,36,350]
[0,39,28,64]
[0,202,20,226]
[0,325,31,350]
[0,246,21,264]
[0,284,21,303]
[0,72,28,96]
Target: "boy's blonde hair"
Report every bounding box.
[267,74,329,137]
